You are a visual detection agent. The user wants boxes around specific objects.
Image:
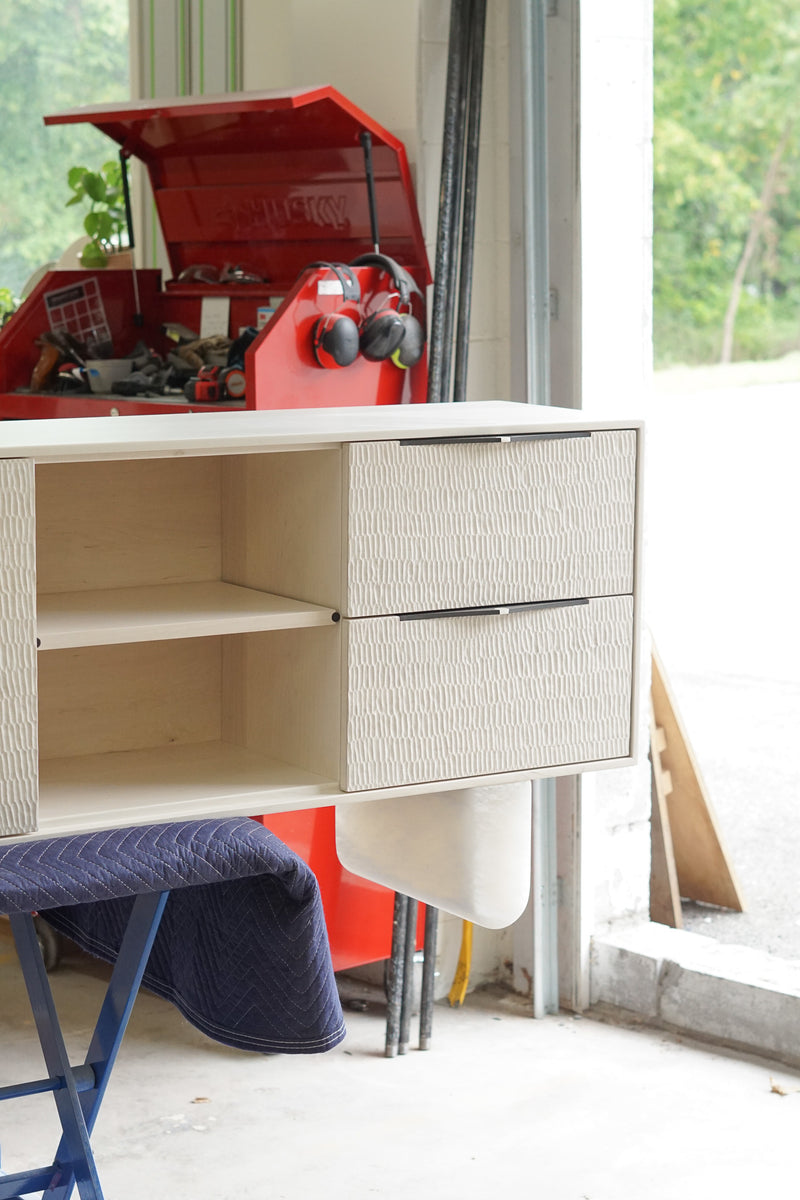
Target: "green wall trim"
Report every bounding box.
[199,0,205,93]
[148,0,156,98]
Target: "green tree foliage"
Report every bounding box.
[0,0,128,298]
[654,0,800,364]
[0,287,15,319]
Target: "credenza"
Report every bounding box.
[1,401,642,925]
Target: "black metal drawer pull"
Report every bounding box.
[399,597,590,622]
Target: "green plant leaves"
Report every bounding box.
[0,285,16,316]
[84,210,114,240]
[67,165,89,191]
[81,170,108,203]
[79,240,107,268]
[65,158,127,257]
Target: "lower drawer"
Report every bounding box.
[342,594,634,791]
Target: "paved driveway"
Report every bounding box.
[645,362,800,958]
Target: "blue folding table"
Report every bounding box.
[0,817,345,1200]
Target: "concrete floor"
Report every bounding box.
[2,931,799,1200]
[2,361,799,1200]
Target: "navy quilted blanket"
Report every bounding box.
[0,818,346,1055]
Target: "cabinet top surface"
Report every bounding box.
[0,402,641,463]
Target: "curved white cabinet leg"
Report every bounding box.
[335,782,532,929]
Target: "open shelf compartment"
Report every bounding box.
[31,445,345,832]
[37,623,343,835]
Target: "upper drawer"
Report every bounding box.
[344,430,637,617]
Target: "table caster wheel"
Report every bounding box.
[33,915,61,972]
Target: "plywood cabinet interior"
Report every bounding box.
[0,402,642,843]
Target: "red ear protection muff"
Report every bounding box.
[349,253,426,368]
[390,312,426,369]
[359,309,405,362]
[308,262,362,369]
[311,311,360,368]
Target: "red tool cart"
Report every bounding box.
[0,86,431,973]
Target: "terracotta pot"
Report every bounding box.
[102,249,134,270]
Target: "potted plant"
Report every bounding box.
[65,159,130,268]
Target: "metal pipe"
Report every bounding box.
[522,2,557,1016]
[427,0,473,403]
[398,897,418,1054]
[506,1,558,1019]
[360,131,381,252]
[384,892,408,1057]
[532,778,560,1017]
[119,149,143,328]
[452,0,487,403]
[518,0,551,407]
[418,905,438,1050]
[0,1064,95,1102]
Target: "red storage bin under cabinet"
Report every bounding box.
[259,810,424,974]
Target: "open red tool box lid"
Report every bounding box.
[43,86,431,296]
[0,86,431,416]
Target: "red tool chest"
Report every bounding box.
[0,86,431,418]
[0,86,431,971]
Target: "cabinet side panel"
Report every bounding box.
[346,431,637,616]
[36,458,222,594]
[222,450,343,610]
[343,596,634,791]
[0,459,38,835]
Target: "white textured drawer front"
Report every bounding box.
[342,595,634,791]
[345,431,637,616]
[0,460,38,836]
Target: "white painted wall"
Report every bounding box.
[240,0,421,160]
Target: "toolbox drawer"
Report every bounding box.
[344,430,637,617]
[341,594,634,791]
